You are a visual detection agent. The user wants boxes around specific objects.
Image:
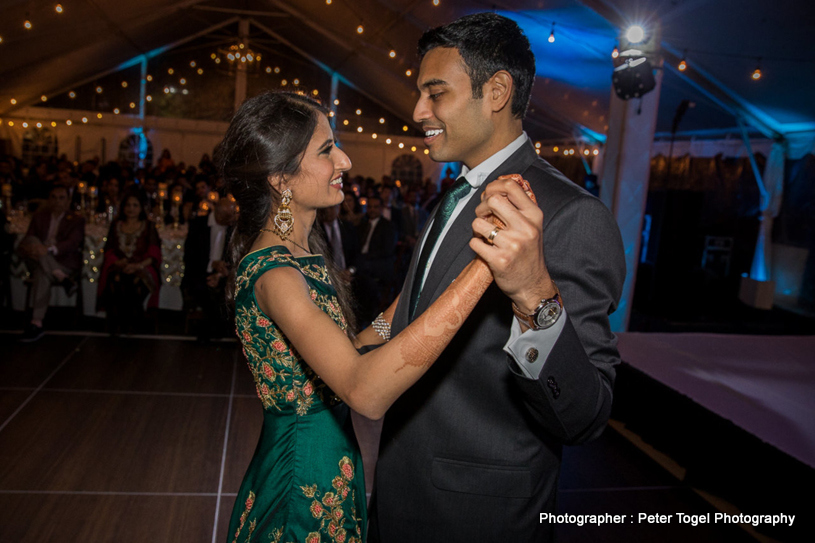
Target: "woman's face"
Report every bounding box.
[124,196,142,219]
[285,114,351,213]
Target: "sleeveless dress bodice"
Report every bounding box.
[227,246,365,543]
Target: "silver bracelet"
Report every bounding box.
[372,312,391,342]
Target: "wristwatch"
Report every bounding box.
[512,292,562,330]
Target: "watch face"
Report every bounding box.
[534,302,562,329]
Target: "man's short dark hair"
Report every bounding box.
[418,12,536,119]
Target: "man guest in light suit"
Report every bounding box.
[368,13,626,542]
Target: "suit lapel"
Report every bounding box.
[413,142,540,319]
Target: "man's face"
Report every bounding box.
[413,47,494,168]
[367,197,382,220]
[195,181,209,199]
[49,189,69,215]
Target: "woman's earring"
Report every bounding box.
[273,188,294,240]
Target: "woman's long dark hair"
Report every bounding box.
[116,189,148,222]
[217,91,358,331]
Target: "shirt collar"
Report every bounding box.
[459,132,529,188]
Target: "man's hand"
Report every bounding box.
[206,273,221,288]
[469,176,557,314]
[212,260,229,276]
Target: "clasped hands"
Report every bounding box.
[469,175,557,315]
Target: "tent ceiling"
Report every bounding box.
[2,0,813,144]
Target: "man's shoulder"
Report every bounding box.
[521,157,600,212]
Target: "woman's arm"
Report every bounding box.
[256,258,491,420]
[351,296,399,349]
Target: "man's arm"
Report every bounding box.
[55,215,85,257]
[471,181,625,444]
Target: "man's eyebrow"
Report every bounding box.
[420,78,448,90]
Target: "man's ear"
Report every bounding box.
[486,70,513,113]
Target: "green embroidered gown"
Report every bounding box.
[227,246,366,543]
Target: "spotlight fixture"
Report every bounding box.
[625,25,645,44]
[612,49,656,100]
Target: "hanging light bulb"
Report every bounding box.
[121,81,128,88]
[389,50,396,59]
[69,91,76,98]
[355,109,362,115]
[24,19,32,30]
[379,118,385,124]
[41,95,48,102]
[55,4,64,14]
[96,86,103,93]
[752,63,762,80]
[405,69,412,76]
[113,108,120,114]
[678,57,687,71]
[357,127,363,133]
[326,0,332,4]
[611,45,619,59]
[433,0,440,6]
[548,23,555,43]
[10,98,17,105]
[372,133,378,139]
[357,24,364,34]
[146,75,153,81]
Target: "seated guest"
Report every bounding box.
[182,194,237,341]
[164,183,186,225]
[18,185,85,342]
[96,177,121,214]
[97,191,161,334]
[183,177,211,221]
[356,194,397,320]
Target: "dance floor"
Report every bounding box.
[617,333,815,469]
[0,332,764,542]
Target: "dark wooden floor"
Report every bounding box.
[0,332,762,542]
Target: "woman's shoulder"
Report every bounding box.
[236,246,329,297]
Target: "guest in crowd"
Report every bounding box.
[98,191,161,334]
[357,194,397,319]
[157,149,175,174]
[23,161,55,203]
[97,177,121,214]
[17,185,85,342]
[340,190,363,226]
[182,194,237,341]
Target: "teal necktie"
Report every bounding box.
[410,177,472,318]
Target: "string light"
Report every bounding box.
[372,133,377,139]
[274,67,280,73]
[593,149,599,156]
[22,122,28,128]
[41,95,47,102]
[0,36,3,44]
[198,68,204,75]
[411,146,417,152]
[293,79,300,86]
[612,45,619,59]
[265,66,272,73]
[55,4,64,14]
[82,117,88,123]
[281,79,288,86]
[69,91,76,98]
[357,127,363,132]
[433,0,440,6]
[402,125,408,132]
[424,149,429,154]
[398,143,404,149]
[113,108,120,114]
[553,146,559,152]
[355,109,362,115]
[379,118,385,124]
[548,23,555,43]
[752,62,762,80]
[385,138,392,144]
[129,102,136,109]
[333,99,340,105]
[10,98,16,105]
[405,69,412,76]
[678,58,687,71]
[168,68,174,75]
[180,78,186,85]
[146,95,153,101]
[146,75,153,81]
[7,121,13,127]
[97,113,103,119]
[66,120,71,125]
[584,149,590,156]
[96,86,103,93]
[121,81,128,88]
[389,50,396,58]
[357,24,364,34]
[535,142,541,148]
[24,20,32,30]
[51,121,57,127]
[342,119,349,126]
[326,0,332,4]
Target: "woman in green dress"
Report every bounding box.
[220,92,493,543]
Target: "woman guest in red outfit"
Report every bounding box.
[98,191,161,333]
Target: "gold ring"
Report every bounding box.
[487,228,500,245]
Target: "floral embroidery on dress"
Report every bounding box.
[231,491,257,543]
[233,248,343,415]
[300,457,362,543]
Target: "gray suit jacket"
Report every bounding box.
[369,141,626,542]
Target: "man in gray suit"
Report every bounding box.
[368,13,626,542]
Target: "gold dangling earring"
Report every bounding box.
[272,188,294,240]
